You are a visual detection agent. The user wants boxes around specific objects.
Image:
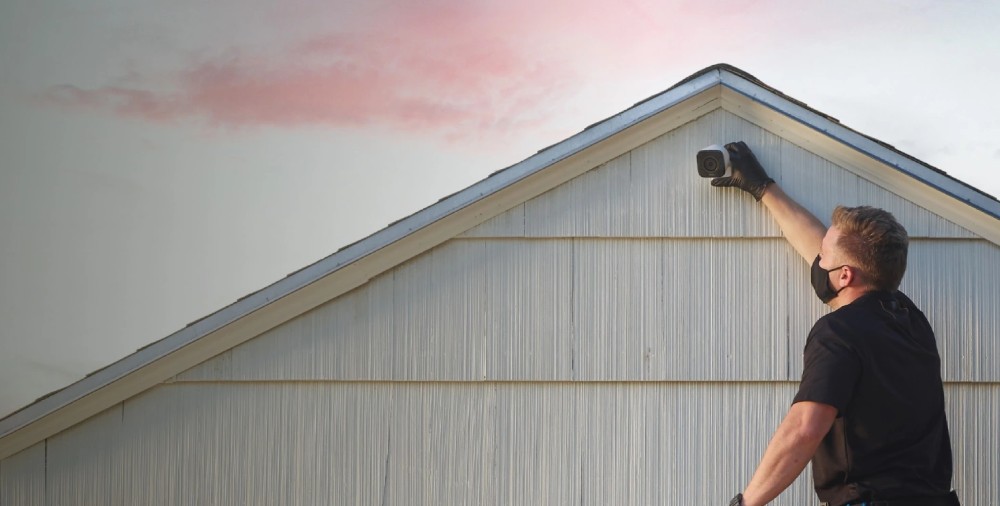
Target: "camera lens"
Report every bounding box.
[702,157,720,173]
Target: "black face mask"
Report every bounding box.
[811,254,847,303]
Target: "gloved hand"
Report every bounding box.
[710,141,774,201]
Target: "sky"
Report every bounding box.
[2,0,999,418]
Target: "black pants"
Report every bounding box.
[828,490,961,506]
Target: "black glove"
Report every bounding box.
[710,141,774,201]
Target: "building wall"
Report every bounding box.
[0,383,824,505]
[3,383,997,505]
[176,238,999,384]
[3,108,997,505]
[460,109,975,240]
[0,441,44,506]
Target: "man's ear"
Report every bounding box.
[839,265,856,288]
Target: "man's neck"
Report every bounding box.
[827,286,875,310]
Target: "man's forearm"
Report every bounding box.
[741,423,818,506]
[759,184,826,264]
[741,402,836,506]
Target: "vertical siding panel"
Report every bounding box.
[778,139,862,226]
[856,181,976,238]
[945,384,1000,505]
[303,280,374,380]
[387,385,429,506]
[676,240,789,380]
[364,268,397,379]
[778,138,972,239]
[723,106,787,189]
[231,300,314,380]
[904,240,1000,382]
[786,254,833,380]
[576,384,635,505]
[637,384,671,504]
[264,270,398,381]
[524,153,630,237]
[628,128,686,237]
[46,405,125,505]
[568,382,815,504]
[787,240,1000,381]
[451,108,971,239]
[382,383,484,505]
[175,239,1000,385]
[384,384,498,506]
[634,239,788,380]
[628,110,780,238]
[573,239,665,380]
[624,134,660,237]
[492,384,579,505]
[176,272,395,381]
[183,238,814,383]
[23,382,997,504]
[459,203,525,237]
[510,108,849,239]
[0,441,45,506]
[189,238,589,383]
[176,349,233,381]
[391,240,487,380]
[701,382,814,505]
[117,383,394,505]
[485,240,573,380]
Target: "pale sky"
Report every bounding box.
[2,0,999,417]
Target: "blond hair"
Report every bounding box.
[831,205,909,291]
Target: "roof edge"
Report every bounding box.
[716,69,1000,221]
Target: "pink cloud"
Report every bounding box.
[37,0,799,139]
[44,85,186,123]
[38,2,580,140]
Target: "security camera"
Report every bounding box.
[696,144,731,178]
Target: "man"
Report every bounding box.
[714,142,959,506]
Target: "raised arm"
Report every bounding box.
[759,184,825,264]
[711,142,826,264]
[711,142,836,506]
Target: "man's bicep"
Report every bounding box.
[788,401,838,442]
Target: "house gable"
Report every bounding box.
[178,107,999,386]
[2,64,999,461]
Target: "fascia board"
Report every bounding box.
[0,70,725,460]
[718,70,1000,243]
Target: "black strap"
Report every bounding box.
[845,490,960,506]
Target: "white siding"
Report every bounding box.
[904,239,1000,382]
[521,152,638,237]
[15,382,992,505]
[386,239,488,380]
[483,240,575,380]
[784,239,1000,382]
[0,441,45,506]
[572,238,791,380]
[946,383,1000,506]
[32,382,813,505]
[461,109,975,239]
[46,405,125,506]
[6,101,994,506]
[788,239,1000,381]
[180,238,999,384]
[181,238,795,382]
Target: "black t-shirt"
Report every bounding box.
[793,290,953,505]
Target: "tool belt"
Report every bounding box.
[822,490,960,506]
